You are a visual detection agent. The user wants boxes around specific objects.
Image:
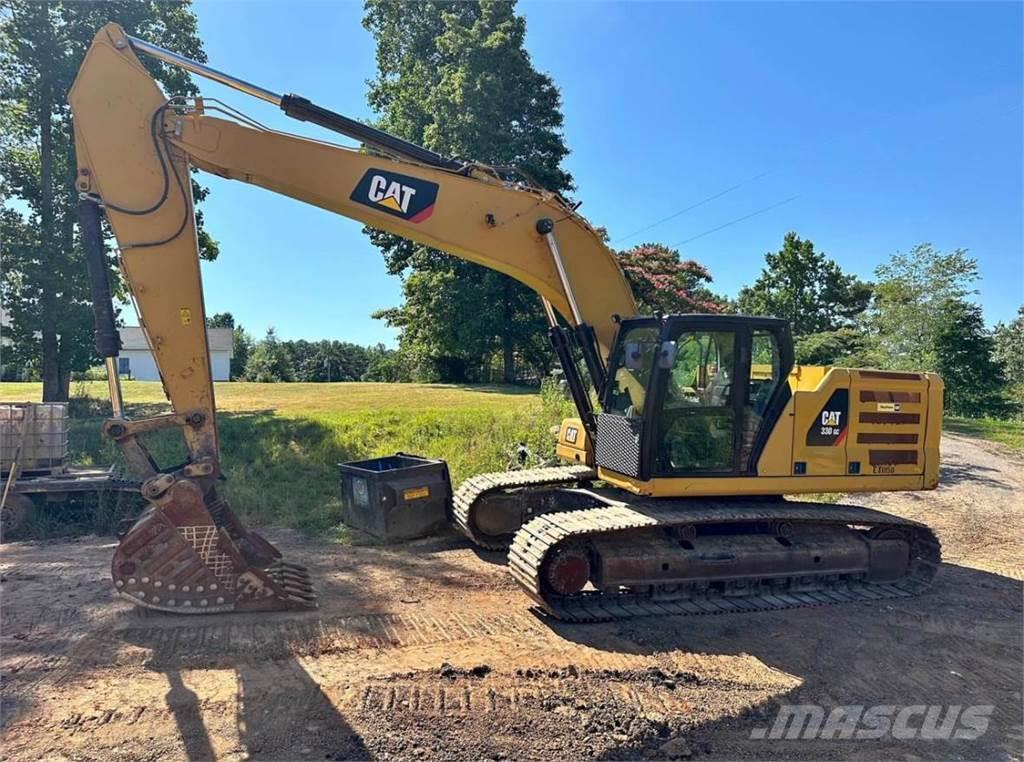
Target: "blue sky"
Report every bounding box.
[184,0,1022,344]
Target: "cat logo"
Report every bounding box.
[821,410,842,427]
[368,175,416,213]
[351,169,439,223]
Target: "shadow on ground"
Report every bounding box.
[549,562,1024,759]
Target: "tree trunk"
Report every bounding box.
[39,77,64,401]
[41,331,62,401]
[501,278,515,384]
[36,6,71,403]
[58,367,72,400]
[502,334,515,384]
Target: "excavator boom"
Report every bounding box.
[69,23,634,613]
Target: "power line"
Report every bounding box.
[611,171,769,245]
[672,196,799,247]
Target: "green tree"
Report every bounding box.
[933,300,1007,417]
[865,244,979,371]
[1,207,97,381]
[281,339,371,382]
[204,312,256,380]
[363,0,571,383]
[992,306,1024,413]
[230,324,254,381]
[205,312,234,329]
[616,243,726,315]
[1,1,217,401]
[737,232,872,336]
[993,306,1024,386]
[244,327,292,382]
[793,327,878,367]
[362,343,410,382]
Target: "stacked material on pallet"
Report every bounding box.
[0,403,69,475]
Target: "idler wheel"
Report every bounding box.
[543,545,592,596]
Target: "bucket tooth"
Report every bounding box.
[273,571,313,587]
[283,587,318,602]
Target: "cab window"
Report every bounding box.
[657,331,737,473]
[664,332,736,409]
[741,330,783,467]
[605,325,660,417]
[749,330,781,416]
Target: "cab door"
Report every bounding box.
[653,329,742,474]
[650,320,791,477]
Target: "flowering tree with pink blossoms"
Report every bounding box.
[616,243,727,315]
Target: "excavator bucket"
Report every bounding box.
[111,485,316,613]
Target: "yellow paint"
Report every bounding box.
[555,417,593,466]
[755,396,794,476]
[598,469,930,497]
[598,366,941,497]
[847,370,930,477]
[790,364,830,391]
[792,368,850,476]
[403,486,430,501]
[179,308,192,326]
[923,373,944,489]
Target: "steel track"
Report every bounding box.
[451,465,597,550]
[508,499,942,622]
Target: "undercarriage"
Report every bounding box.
[509,492,940,621]
[451,465,597,549]
[453,468,940,622]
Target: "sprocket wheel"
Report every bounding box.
[543,544,592,596]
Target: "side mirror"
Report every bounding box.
[658,341,678,369]
[624,342,644,370]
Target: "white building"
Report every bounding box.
[0,306,32,381]
[119,326,234,381]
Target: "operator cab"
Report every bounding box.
[598,315,794,479]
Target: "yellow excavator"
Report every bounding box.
[69,23,942,621]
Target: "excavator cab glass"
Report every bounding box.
[658,330,738,472]
[598,315,794,479]
[605,321,660,418]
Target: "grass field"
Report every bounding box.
[945,416,1024,453]
[5,381,1020,538]
[1,381,571,537]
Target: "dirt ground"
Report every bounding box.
[2,434,1022,761]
